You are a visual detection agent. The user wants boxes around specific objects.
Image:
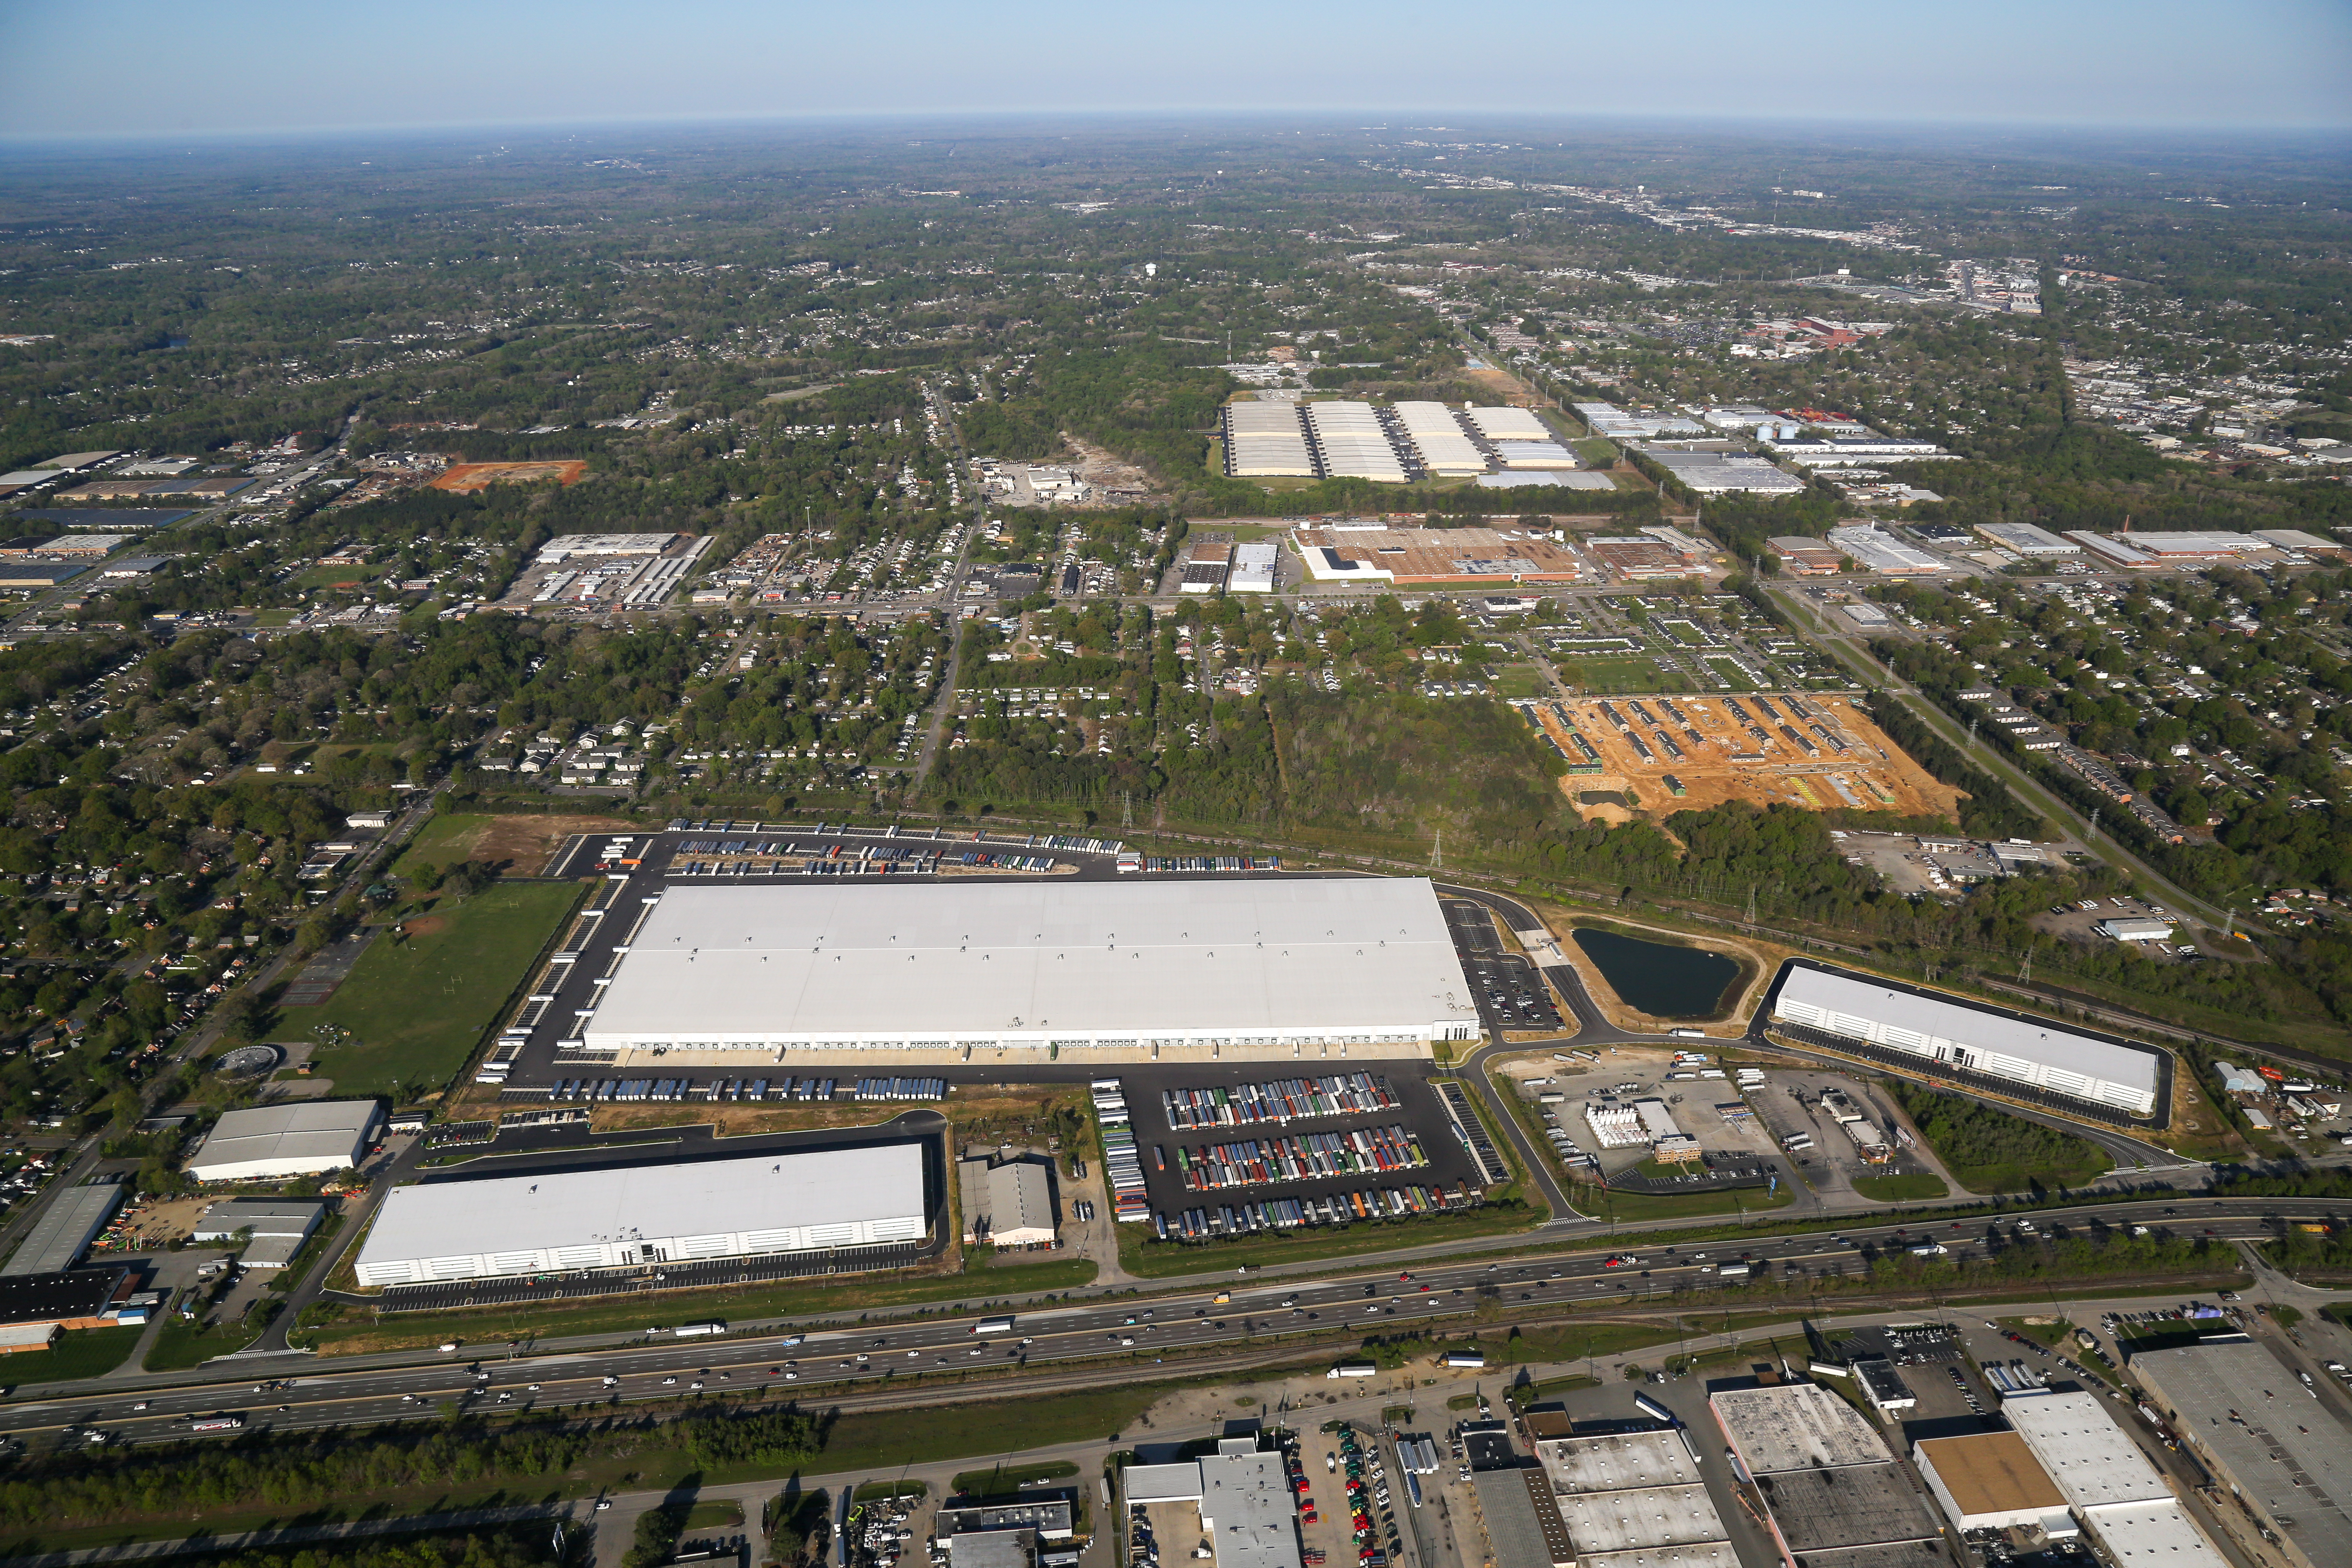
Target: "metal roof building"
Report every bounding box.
[1528,1430,1730,1568]
[1770,965,2161,1117]
[2130,1337,2352,1568]
[1118,1441,1303,1568]
[1,1182,124,1276]
[583,880,1479,1063]
[353,1144,925,1287]
[958,1157,1056,1248]
[185,1100,382,1182]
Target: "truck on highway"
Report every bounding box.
[975,1316,1016,1335]
[673,1321,727,1338]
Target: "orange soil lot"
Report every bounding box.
[1534,691,1962,820]
[432,461,588,493]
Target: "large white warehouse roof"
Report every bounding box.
[584,880,1479,1055]
[1772,966,2160,1116]
[354,1144,926,1287]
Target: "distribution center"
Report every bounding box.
[578,878,1481,1066]
[352,1143,926,1287]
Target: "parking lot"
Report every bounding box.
[1442,899,1565,1032]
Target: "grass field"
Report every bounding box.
[301,1254,1099,1357]
[0,1325,142,1386]
[1490,665,1548,700]
[389,813,494,883]
[1552,657,1693,695]
[1116,1202,1540,1279]
[1851,1173,1950,1203]
[143,1315,265,1373]
[684,1500,746,1530]
[949,1460,1078,1497]
[271,880,582,1097]
[1570,1182,1796,1222]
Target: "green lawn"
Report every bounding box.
[389,812,493,883]
[1701,656,1760,691]
[1116,1202,1540,1279]
[950,1460,1079,1497]
[1852,1173,1950,1203]
[1551,657,1693,695]
[0,1325,142,1387]
[1571,1181,1795,1222]
[144,1315,265,1373]
[301,1253,1098,1357]
[1490,665,1548,700]
[1572,438,1619,467]
[271,880,583,1097]
[684,1500,746,1530]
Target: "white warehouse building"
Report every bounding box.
[1770,965,2161,1117]
[579,879,1481,1066]
[186,1101,383,1183]
[353,1144,926,1287]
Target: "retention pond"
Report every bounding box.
[1570,928,1741,1019]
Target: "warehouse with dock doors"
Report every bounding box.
[577,878,1481,1067]
[1767,962,2163,1119]
[351,1144,926,1287]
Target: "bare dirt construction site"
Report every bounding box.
[1534,691,1961,820]
[476,813,637,874]
[431,460,589,493]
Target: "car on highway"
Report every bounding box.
[1603,1255,1637,1269]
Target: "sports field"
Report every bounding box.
[272,881,582,1097]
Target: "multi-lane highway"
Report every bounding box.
[11,1196,2331,1450]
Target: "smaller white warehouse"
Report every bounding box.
[186,1101,381,1183]
[2094,917,2174,943]
[354,1143,925,1287]
[1771,964,2161,1117]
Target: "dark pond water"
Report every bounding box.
[1572,927,1740,1019]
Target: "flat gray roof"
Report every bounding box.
[186,1100,380,1177]
[1776,967,2160,1101]
[2,1183,123,1275]
[2131,1340,2352,1567]
[1469,1470,1569,1568]
[587,880,1475,1048]
[1551,1485,1726,1555]
[1751,1465,1942,1553]
[356,1144,923,1275]
[1711,1383,1892,1474]
[1536,1430,1700,1494]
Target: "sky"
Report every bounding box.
[3,0,2348,140]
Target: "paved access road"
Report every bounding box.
[8,1196,2333,1450]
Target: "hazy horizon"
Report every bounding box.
[4,0,2347,141]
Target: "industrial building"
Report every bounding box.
[1393,404,1491,477]
[1,1182,123,1275]
[1768,537,1844,575]
[1527,1428,1732,1568]
[185,1100,383,1182]
[1911,1431,2073,1536]
[0,1265,130,1333]
[2003,1390,2230,1568]
[1827,525,1945,575]
[2129,1337,2352,1568]
[534,533,680,561]
[1768,963,2163,1119]
[1710,1381,1943,1568]
[1228,540,1278,593]
[1975,523,2080,556]
[1291,525,1587,587]
[352,1144,926,1287]
[579,879,1480,1066]
[2094,916,2175,943]
[1467,1468,1574,1568]
[958,1156,1056,1248]
[1121,1439,1303,1568]
[191,1198,328,1269]
[1712,1382,1947,1568]
[1645,450,1807,495]
[1223,402,1317,479]
[1306,401,1407,483]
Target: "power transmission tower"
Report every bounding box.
[1745,885,1757,924]
[1430,828,1443,871]
[1121,791,1133,833]
[2087,807,2100,844]
[2019,942,2034,983]
[1966,716,1978,747]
